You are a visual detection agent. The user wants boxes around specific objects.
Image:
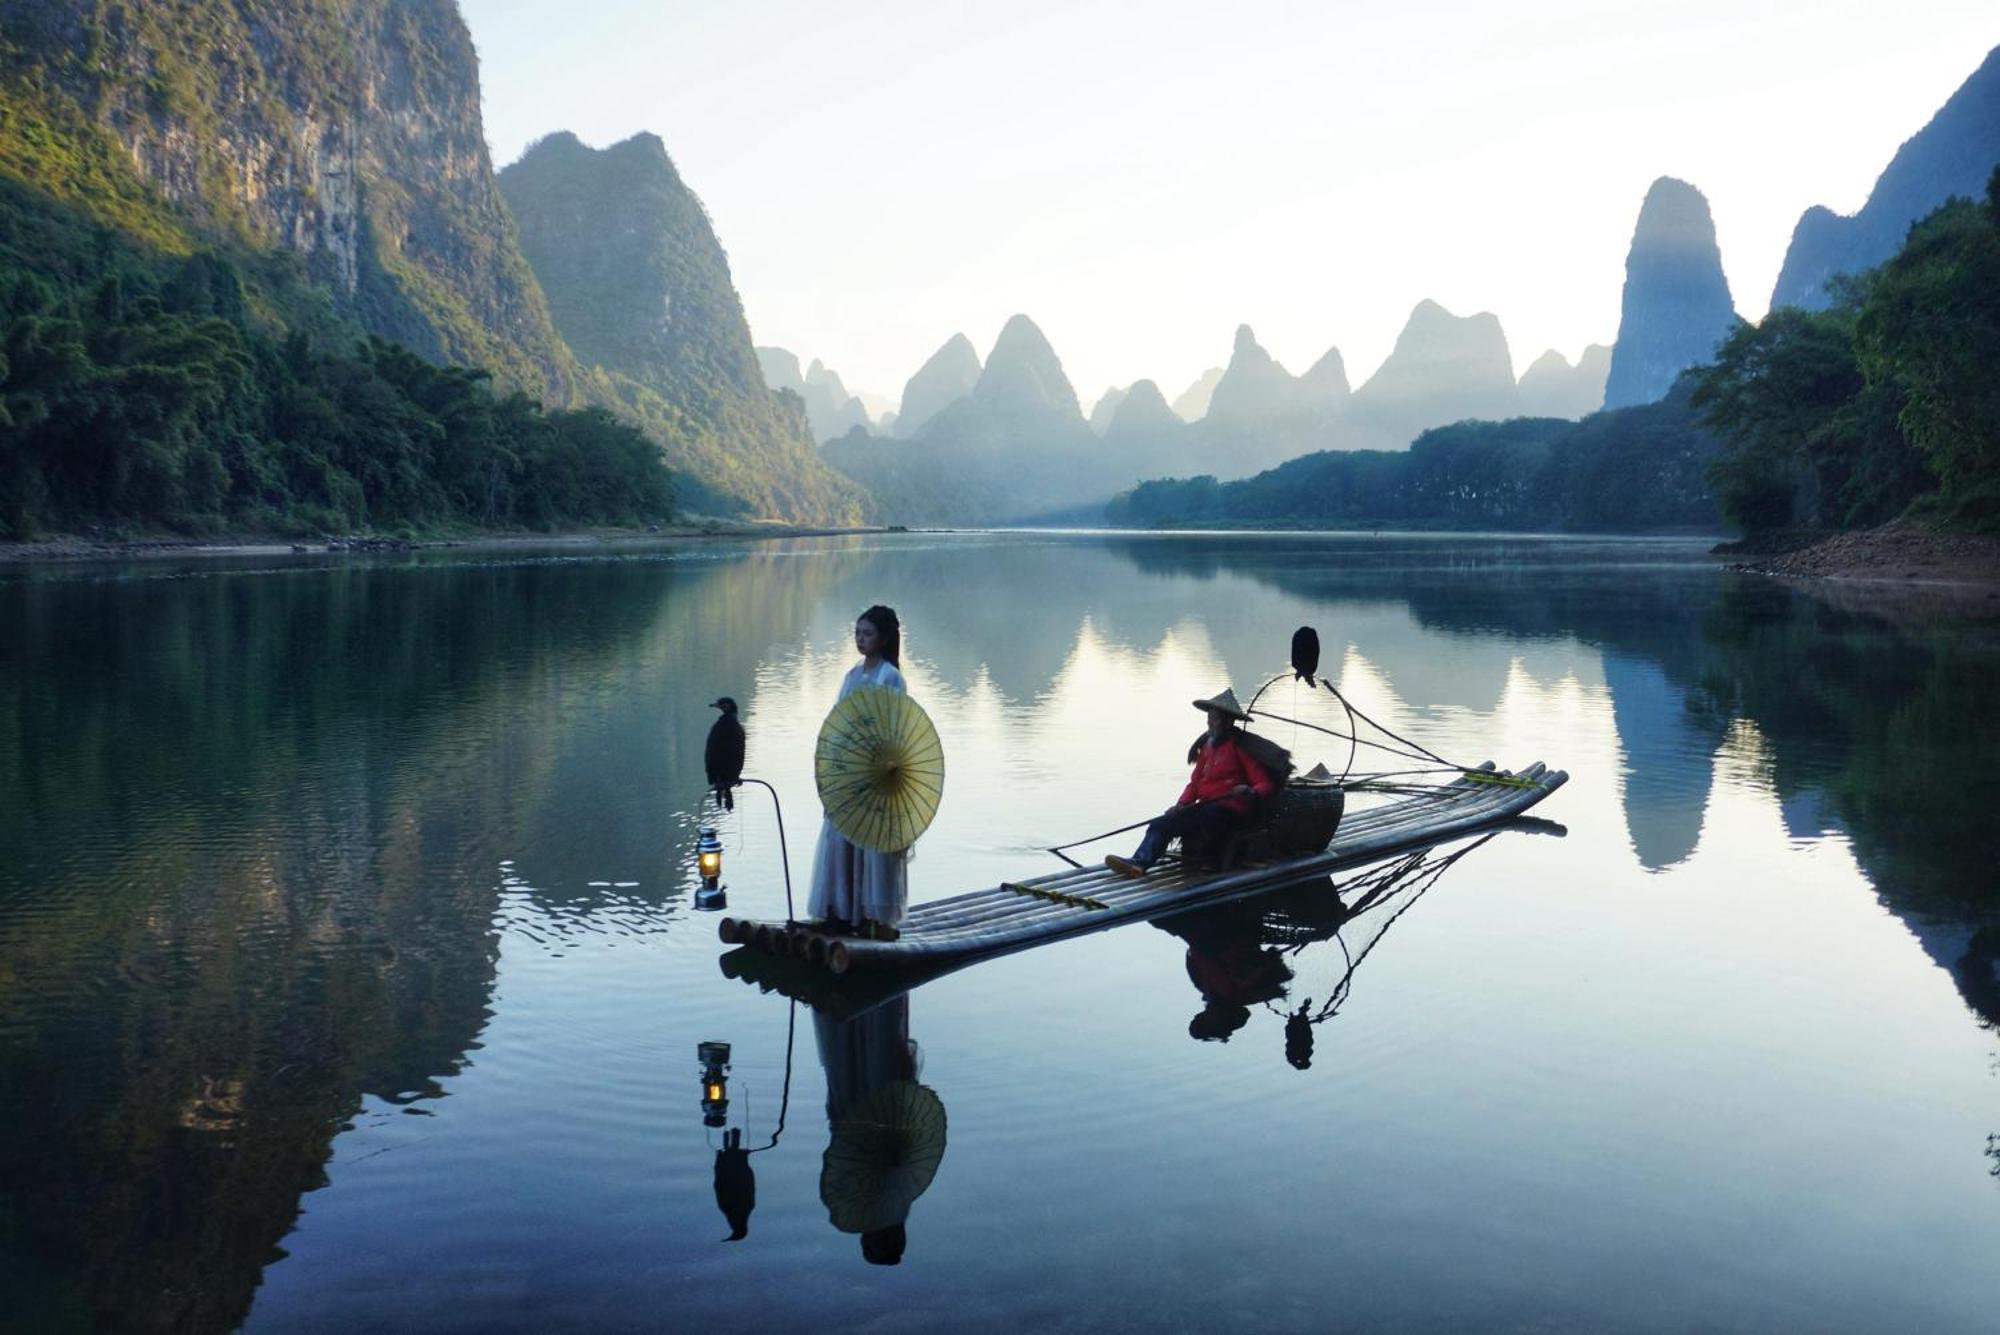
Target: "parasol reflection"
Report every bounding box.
[815,996,944,1266]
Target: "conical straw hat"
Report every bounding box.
[1190,687,1252,721]
[814,687,946,852]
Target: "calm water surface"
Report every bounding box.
[2,532,1996,1333]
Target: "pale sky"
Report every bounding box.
[462,1,1997,411]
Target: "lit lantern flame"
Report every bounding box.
[695,826,726,910]
[697,827,723,883]
[699,1040,732,1128]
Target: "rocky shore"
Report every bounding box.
[1727,519,2000,584]
[1722,519,2000,619]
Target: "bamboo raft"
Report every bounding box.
[720,760,1566,974]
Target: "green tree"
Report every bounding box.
[1852,172,2000,527]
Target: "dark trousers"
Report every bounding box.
[1133,802,1240,867]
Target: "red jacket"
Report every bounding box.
[1178,732,1277,814]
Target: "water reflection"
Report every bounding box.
[707,954,954,1267]
[1,534,1996,1331]
[710,830,1509,1268]
[815,995,945,1265]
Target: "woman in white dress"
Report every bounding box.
[807,605,910,938]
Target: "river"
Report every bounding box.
[1,531,1995,1333]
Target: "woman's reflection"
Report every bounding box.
[814,995,946,1265]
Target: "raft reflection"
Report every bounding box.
[715,826,1524,1258]
[1154,834,1506,1066]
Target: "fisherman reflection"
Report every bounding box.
[815,994,946,1265]
[1154,875,1357,1060]
[1155,898,1293,1043]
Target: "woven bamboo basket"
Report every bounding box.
[1238,777,1346,860]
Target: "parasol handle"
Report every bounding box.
[736,778,797,925]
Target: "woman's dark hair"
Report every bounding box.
[859,605,901,668]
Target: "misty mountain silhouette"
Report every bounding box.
[1602,177,1738,409]
[1771,44,2000,311]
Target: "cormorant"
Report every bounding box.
[713,1126,755,1240]
[705,697,745,810]
[1290,626,1320,687]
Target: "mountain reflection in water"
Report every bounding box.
[0,532,1994,1332]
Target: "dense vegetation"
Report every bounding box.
[1693,169,2000,534]
[0,0,582,399]
[1105,388,1721,531]
[0,12,857,529]
[0,179,671,537]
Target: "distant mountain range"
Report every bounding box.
[5,0,1988,531]
[1518,346,1613,419]
[1171,368,1226,422]
[826,305,1620,523]
[755,347,874,442]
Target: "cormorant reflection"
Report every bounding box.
[700,1007,797,1241]
[714,1127,755,1239]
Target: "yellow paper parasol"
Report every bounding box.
[814,687,945,852]
[819,1080,948,1234]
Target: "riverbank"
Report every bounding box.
[0,521,890,564]
[1727,519,2000,586]
[1724,519,2000,619]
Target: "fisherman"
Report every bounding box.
[1106,688,1280,878]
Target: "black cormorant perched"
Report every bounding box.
[705,697,745,810]
[1291,626,1321,687]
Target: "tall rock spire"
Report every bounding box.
[1602,178,1738,409]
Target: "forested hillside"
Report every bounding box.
[1695,172,2000,535]
[0,178,671,536]
[0,2,858,534]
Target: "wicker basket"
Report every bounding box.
[1240,777,1346,860]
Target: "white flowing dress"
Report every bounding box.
[807,658,910,927]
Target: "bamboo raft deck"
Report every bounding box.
[720,760,1567,974]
